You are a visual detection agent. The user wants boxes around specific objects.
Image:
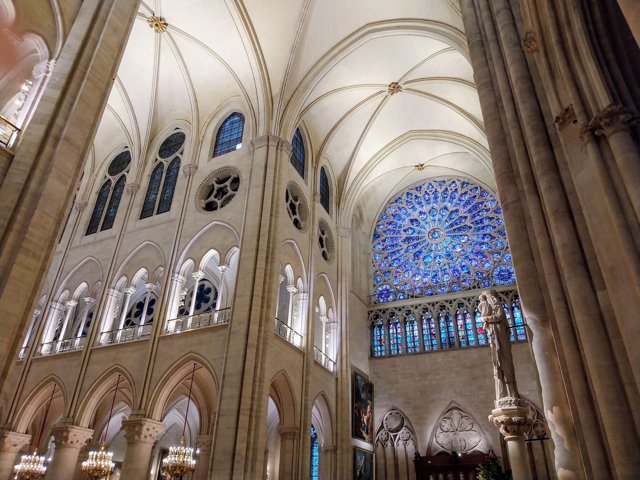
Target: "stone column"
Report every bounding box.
[166,273,186,327]
[72,442,99,480]
[490,398,534,480]
[120,418,164,480]
[41,302,65,354]
[195,434,213,480]
[321,444,336,480]
[46,425,93,480]
[138,283,157,335]
[217,264,229,310]
[0,0,142,390]
[20,308,41,359]
[0,430,30,480]
[58,300,78,351]
[188,271,205,324]
[116,286,136,339]
[278,426,299,480]
[73,296,96,348]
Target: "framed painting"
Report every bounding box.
[354,447,374,480]
[352,371,374,443]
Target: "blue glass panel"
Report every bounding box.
[319,167,330,213]
[310,426,319,480]
[140,163,164,219]
[159,132,185,158]
[371,178,516,302]
[86,180,111,235]
[389,314,403,355]
[372,317,386,357]
[213,113,244,157]
[157,157,180,214]
[405,314,419,353]
[101,176,126,231]
[456,309,467,347]
[512,297,527,342]
[421,311,438,351]
[291,128,305,178]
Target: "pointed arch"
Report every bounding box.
[427,401,491,455]
[311,392,334,447]
[148,354,219,435]
[269,370,297,428]
[14,375,66,434]
[76,365,136,429]
[213,111,245,157]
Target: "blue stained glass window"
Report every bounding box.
[213,112,244,157]
[291,128,305,178]
[310,426,319,480]
[86,180,111,235]
[372,178,516,303]
[125,294,157,327]
[405,313,419,353]
[372,316,386,357]
[475,308,487,345]
[456,308,468,347]
[81,310,93,337]
[421,310,438,351]
[178,279,218,317]
[389,314,403,355]
[439,310,456,349]
[319,167,330,213]
[464,309,476,347]
[141,163,164,219]
[503,302,515,342]
[512,298,527,342]
[101,176,125,231]
[157,157,180,214]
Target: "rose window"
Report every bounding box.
[372,178,516,303]
[178,279,218,316]
[285,184,308,230]
[200,172,240,212]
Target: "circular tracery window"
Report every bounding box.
[372,177,516,303]
[198,169,240,212]
[318,221,335,262]
[285,183,308,230]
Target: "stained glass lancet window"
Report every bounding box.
[86,150,131,235]
[405,312,420,353]
[291,128,305,179]
[421,310,438,351]
[372,315,386,357]
[319,167,330,213]
[389,313,403,355]
[213,112,244,157]
[310,426,319,480]
[141,131,184,219]
[371,178,516,303]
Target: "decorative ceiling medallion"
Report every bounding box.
[147,15,168,33]
[415,163,426,171]
[388,82,403,96]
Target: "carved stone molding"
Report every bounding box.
[494,395,528,409]
[427,402,489,455]
[489,404,534,441]
[196,434,213,451]
[51,425,94,449]
[589,103,637,136]
[554,104,577,129]
[522,32,539,53]
[388,82,403,95]
[375,408,417,449]
[337,226,351,238]
[121,418,164,445]
[0,430,31,453]
[182,163,198,177]
[125,183,140,195]
[147,15,168,33]
[73,200,88,212]
[250,135,283,151]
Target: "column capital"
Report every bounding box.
[286,285,298,294]
[50,301,65,311]
[280,425,299,440]
[33,308,42,316]
[0,430,31,453]
[73,200,88,212]
[65,299,78,308]
[250,135,284,151]
[51,425,94,449]
[182,163,198,177]
[172,272,186,283]
[125,182,140,195]
[192,270,205,281]
[489,397,534,441]
[218,264,229,273]
[145,282,158,293]
[121,418,164,445]
[590,103,637,137]
[83,296,97,305]
[195,434,213,451]
[124,286,137,296]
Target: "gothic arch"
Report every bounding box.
[148,354,219,435]
[14,375,66,434]
[269,370,297,428]
[375,407,418,480]
[427,401,491,455]
[113,241,166,285]
[311,392,334,447]
[76,365,136,429]
[54,256,103,300]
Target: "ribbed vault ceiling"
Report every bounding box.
[86,0,492,229]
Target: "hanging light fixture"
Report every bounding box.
[161,363,197,479]
[82,375,121,479]
[14,385,57,479]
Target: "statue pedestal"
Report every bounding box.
[489,397,534,480]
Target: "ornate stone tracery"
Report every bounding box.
[427,403,490,455]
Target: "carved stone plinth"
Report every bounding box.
[489,397,534,480]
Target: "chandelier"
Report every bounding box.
[14,385,57,479]
[82,375,121,479]
[81,444,114,479]
[161,436,196,478]
[161,363,197,479]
